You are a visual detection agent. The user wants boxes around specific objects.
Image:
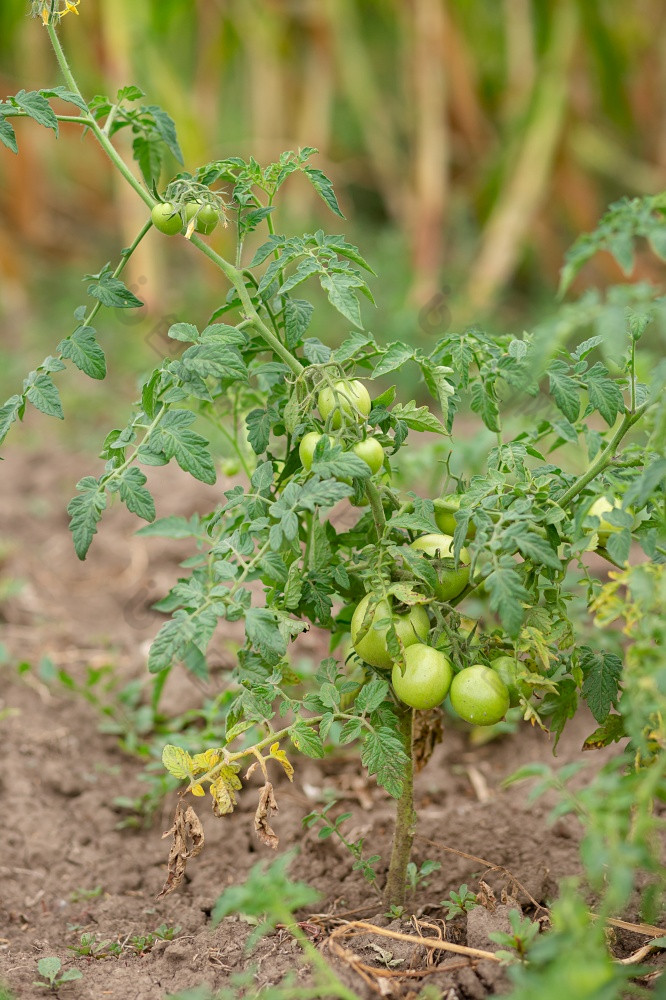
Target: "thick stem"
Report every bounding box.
[384,706,415,909]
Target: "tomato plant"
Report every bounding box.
[184,201,220,235]
[2,7,666,987]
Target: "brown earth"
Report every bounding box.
[0,447,659,999]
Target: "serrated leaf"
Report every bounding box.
[290,720,325,758]
[320,272,363,328]
[180,344,247,381]
[168,322,200,343]
[470,382,499,432]
[484,562,530,637]
[210,765,243,816]
[0,394,23,442]
[13,89,57,132]
[145,103,183,163]
[583,362,625,426]
[338,718,364,744]
[162,744,194,779]
[361,728,409,799]
[133,135,163,185]
[58,326,106,380]
[26,373,63,419]
[245,607,287,661]
[67,477,106,559]
[151,410,216,484]
[548,362,581,422]
[283,298,313,349]
[373,342,414,378]
[303,166,344,217]
[354,678,389,714]
[246,408,272,455]
[116,467,156,522]
[86,264,143,309]
[0,116,17,153]
[512,531,561,570]
[582,714,625,750]
[604,528,632,565]
[579,648,623,723]
[391,401,446,434]
[136,515,199,538]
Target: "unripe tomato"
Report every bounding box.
[489,654,527,707]
[351,594,429,671]
[299,432,334,471]
[410,533,470,602]
[352,438,384,474]
[588,496,625,546]
[185,202,220,235]
[151,202,183,236]
[318,380,371,428]
[450,664,510,725]
[435,495,476,539]
[392,644,453,710]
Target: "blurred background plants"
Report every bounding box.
[2,0,666,445]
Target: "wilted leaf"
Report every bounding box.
[269,742,295,781]
[254,782,279,849]
[210,764,243,817]
[157,802,205,899]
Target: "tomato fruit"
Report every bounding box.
[410,533,470,602]
[318,380,371,428]
[450,664,510,725]
[392,644,453,710]
[489,654,527,707]
[352,438,384,474]
[435,495,476,539]
[299,431,334,471]
[588,496,626,546]
[185,202,220,235]
[351,594,430,671]
[151,202,183,236]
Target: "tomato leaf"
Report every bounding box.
[579,647,623,723]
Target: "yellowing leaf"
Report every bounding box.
[162,744,194,780]
[210,765,242,817]
[192,748,222,773]
[269,742,294,782]
[191,783,206,796]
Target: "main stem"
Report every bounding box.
[384,705,415,909]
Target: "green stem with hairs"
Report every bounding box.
[383,705,415,908]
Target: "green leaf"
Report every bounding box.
[58,326,106,380]
[136,515,199,538]
[391,401,447,434]
[470,382,499,432]
[354,678,389,714]
[484,561,530,637]
[579,648,623,723]
[13,89,58,132]
[41,85,88,112]
[338,718,363,744]
[582,714,625,750]
[0,394,23,442]
[0,116,17,153]
[373,342,414,378]
[67,477,107,560]
[116,467,156,522]
[58,969,83,983]
[151,410,216,484]
[303,166,344,217]
[133,135,163,185]
[361,728,409,799]
[583,362,625,426]
[303,338,331,364]
[246,408,272,454]
[37,957,61,980]
[245,608,287,661]
[283,298,313,349]
[145,104,183,163]
[511,530,561,570]
[168,322,200,343]
[319,272,363,328]
[26,373,63,419]
[290,720,325,758]
[604,528,632,566]
[86,264,144,309]
[180,344,247,381]
[548,362,581,422]
[148,611,197,673]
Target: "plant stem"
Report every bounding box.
[384,706,415,909]
[365,479,386,540]
[558,400,651,508]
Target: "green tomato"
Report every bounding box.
[299,431,334,471]
[151,202,183,236]
[318,380,371,428]
[351,594,430,671]
[185,201,220,235]
[410,533,470,602]
[435,495,476,539]
[392,644,453,710]
[588,496,626,546]
[450,664,510,725]
[489,655,528,707]
[352,438,384,474]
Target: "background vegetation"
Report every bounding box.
[2,0,666,447]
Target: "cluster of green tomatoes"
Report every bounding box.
[300,379,518,726]
[151,198,223,237]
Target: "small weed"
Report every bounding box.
[406,859,441,892]
[303,802,382,895]
[489,909,541,964]
[440,883,478,919]
[68,885,103,904]
[32,957,82,991]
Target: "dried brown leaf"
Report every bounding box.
[412,708,444,773]
[254,781,279,849]
[477,880,497,912]
[157,802,204,899]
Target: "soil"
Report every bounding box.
[0,446,660,999]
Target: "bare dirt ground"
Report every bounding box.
[0,447,659,999]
